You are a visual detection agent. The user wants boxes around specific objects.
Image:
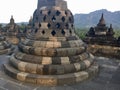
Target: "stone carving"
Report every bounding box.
[84,13,118,46]
[4,0,99,86]
[4,16,20,36]
[3,16,20,44]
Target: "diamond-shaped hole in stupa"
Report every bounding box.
[3,0,99,86]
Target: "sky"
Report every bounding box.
[0,0,120,23]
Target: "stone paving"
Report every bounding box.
[0,54,120,90]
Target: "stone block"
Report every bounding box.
[61,57,70,64]
[42,57,52,65]
[22,54,35,62]
[52,6,61,10]
[40,23,48,29]
[25,74,37,84]
[36,65,44,74]
[18,61,28,72]
[74,71,89,82]
[45,42,54,48]
[79,53,89,61]
[69,55,81,63]
[61,42,70,47]
[64,64,76,73]
[39,41,46,47]
[74,63,81,71]
[83,60,91,68]
[47,49,57,56]
[42,10,48,15]
[53,42,61,48]
[9,56,20,69]
[56,65,65,74]
[58,74,75,85]
[56,48,67,56]
[47,65,58,74]
[17,72,28,81]
[25,63,37,74]
[29,48,35,54]
[52,57,61,64]
[3,64,18,79]
[15,52,25,60]
[33,42,40,47]
[34,48,42,55]
[26,41,34,46]
[37,76,57,86]
[79,62,86,71]
[60,11,66,16]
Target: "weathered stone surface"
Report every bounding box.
[4,0,99,86]
[3,16,20,45]
[87,44,120,59]
[4,62,99,86]
[6,37,19,45]
[84,13,118,46]
[0,35,13,55]
[0,55,120,89]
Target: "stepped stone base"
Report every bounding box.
[3,63,99,86]
[87,44,120,59]
[6,37,19,45]
[0,36,13,55]
[0,48,12,55]
[3,47,99,86]
[3,0,99,86]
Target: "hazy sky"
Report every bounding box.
[0,0,120,23]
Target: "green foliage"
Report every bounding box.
[75,28,88,39]
[19,23,26,31]
[114,29,120,38]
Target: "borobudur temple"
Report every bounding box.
[3,0,99,86]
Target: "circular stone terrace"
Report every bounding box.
[0,52,120,90]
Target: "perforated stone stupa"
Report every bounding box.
[4,0,99,86]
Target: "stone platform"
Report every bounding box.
[87,44,120,59]
[6,36,19,45]
[0,36,13,55]
[3,36,99,86]
[0,54,120,90]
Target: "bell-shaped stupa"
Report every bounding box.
[4,0,99,86]
[4,16,20,44]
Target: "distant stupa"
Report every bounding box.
[4,0,99,86]
[4,15,20,44]
[84,13,115,45]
